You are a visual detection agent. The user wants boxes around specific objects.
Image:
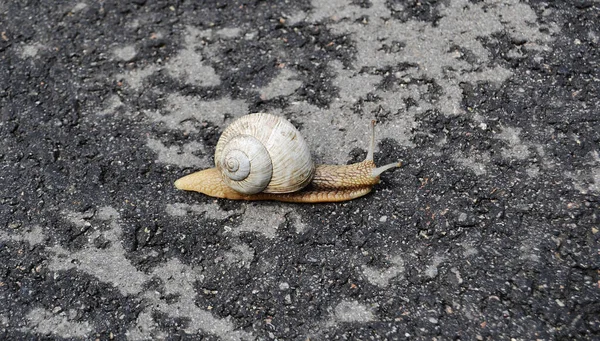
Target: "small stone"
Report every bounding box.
[379,215,388,223]
[8,221,22,229]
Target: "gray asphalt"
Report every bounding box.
[1,0,599,340]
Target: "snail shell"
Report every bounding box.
[214,113,315,195]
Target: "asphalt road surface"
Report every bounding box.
[1,0,599,340]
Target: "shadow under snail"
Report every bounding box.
[175,113,401,203]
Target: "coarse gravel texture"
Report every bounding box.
[1,0,599,340]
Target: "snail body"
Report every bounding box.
[175,113,400,203]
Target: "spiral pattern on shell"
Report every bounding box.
[214,113,315,195]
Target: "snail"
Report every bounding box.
[174,113,401,203]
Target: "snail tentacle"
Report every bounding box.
[372,162,402,177]
[366,120,376,162]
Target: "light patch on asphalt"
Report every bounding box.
[127,310,167,340]
[331,62,383,103]
[362,255,405,287]
[568,168,600,195]
[119,24,235,90]
[314,0,518,83]
[526,166,540,178]
[148,93,249,133]
[216,27,241,38]
[0,225,45,246]
[166,202,241,221]
[166,201,307,239]
[567,150,600,194]
[287,210,308,234]
[112,45,137,62]
[286,11,309,25]
[293,0,553,163]
[142,258,254,341]
[136,0,553,167]
[296,62,421,163]
[315,299,377,339]
[24,308,93,339]
[234,203,289,239]
[223,243,255,268]
[19,43,44,59]
[63,209,94,227]
[330,300,376,324]
[97,95,125,116]
[146,138,208,168]
[454,152,491,176]
[49,207,147,295]
[258,68,303,100]
[122,64,160,90]
[591,167,600,194]
[497,126,531,160]
[25,206,256,341]
[119,26,222,88]
[284,97,411,165]
[165,47,221,86]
